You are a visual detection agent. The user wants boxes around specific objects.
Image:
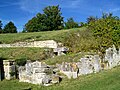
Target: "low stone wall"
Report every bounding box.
[56,46,120,79]
[18,46,120,83]
[0,40,58,48]
[18,61,60,85]
[56,55,101,79]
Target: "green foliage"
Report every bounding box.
[43,5,64,30]
[79,22,87,27]
[25,13,47,32]
[25,5,64,32]
[9,71,16,77]
[15,58,27,66]
[0,20,2,33]
[88,13,120,56]
[87,16,98,24]
[3,21,17,33]
[65,17,79,29]
[63,28,98,53]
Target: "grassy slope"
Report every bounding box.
[0,47,48,60]
[0,28,85,44]
[0,66,120,90]
[0,27,94,61]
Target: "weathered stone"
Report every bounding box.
[42,75,51,84]
[0,40,58,48]
[53,47,69,56]
[19,61,54,85]
[93,55,101,73]
[105,45,120,69]
[51,75,60,84]
[72,71,78,79]
[3,60,16,80]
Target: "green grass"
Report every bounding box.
[0,28,84,44]
[0,47,94,65]
[44,52,92,65]
[0,27,98,54]
[0,47,51,60]
[0,66,120,90]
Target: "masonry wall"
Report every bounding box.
[0,40,58,48]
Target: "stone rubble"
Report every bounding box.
[18,61,60,85]
[1,45,120,86]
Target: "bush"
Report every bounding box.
[15,58,27,66]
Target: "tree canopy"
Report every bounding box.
[64,17,79,29]
[88,13,120,56]
[0,20,2,33]
[24,5,64,32]
[3,21,17,33]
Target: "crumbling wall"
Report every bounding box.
[0,40,58,48]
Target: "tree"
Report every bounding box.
[0,20,2,33]
[3,21,17,33]
[87,16,97,24]
[25,17,39,32]
[43,5,64,30]
[24,5,64,32]
[24,13,47,32]
[79,22,87,27]
[65,17,79,29]
[88,13,120,58]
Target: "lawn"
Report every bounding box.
[0,66,120,90]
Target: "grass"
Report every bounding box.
[0,47,51,60]
[0,28,85,44]
[0,47,95,65]
[0,27,119,90]
[44,52,93,65]
[0,66,120,90]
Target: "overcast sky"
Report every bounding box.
[0,0,120,32]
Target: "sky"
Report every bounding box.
[0,0,120,32]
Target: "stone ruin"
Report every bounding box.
[0,40,58,49]
[56,62,78,79]
[105,45,120,69]
[0,45,119,85]
[53,47,69,56]
[78,55,101,75]
[0,40,69,56]
[18,45,120,83]
[18,61,61,85]
[3,60,16,80]
[56,55,101,79]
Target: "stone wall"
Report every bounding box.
[0,40,58,48]
[56,46,120,79]
[8,46,120,85]
[56,55,101,79]
[105,45,120,69]
[18,61,60,85]
[3,60,16,80]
